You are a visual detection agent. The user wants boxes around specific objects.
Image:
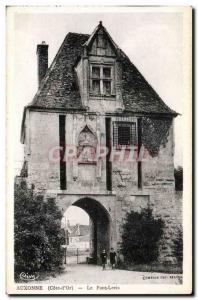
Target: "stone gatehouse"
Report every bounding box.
[20,22,182,264]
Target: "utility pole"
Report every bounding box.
[63,216,69,265]
[64,247,67,265]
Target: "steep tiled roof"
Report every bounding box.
[119,50,177,115]
[29,33,89,110]
[28,31,177,116]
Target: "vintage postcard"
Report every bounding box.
[6,6,192,295]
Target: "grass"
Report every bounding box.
[117,262,183,274]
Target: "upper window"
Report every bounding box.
[113,122,137,147]
[90,65,114,96]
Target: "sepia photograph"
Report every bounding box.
[6,6,192,295]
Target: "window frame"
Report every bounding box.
[113,121,138,149]
[90,64,114,97]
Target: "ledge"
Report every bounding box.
[46,189,117,197]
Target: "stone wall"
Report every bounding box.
[24,109,182,264]
[25,111,60,190]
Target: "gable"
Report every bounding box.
[88,27,117,57]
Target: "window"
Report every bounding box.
[103,80,111,96]
[103,67,111,78]
[90,65,113,96]
[92,80,100,94]
[118,126,131,145]
[92,66,100,77]
[113,122,137,147]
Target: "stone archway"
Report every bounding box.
[69,197,111,264]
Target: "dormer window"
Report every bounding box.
[90,65,114,96]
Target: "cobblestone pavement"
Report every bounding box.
[35,263,183,285]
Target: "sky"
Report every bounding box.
[64,206,89,226]
[11,7,184,174]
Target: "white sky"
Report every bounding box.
[64,206,89,226]
[12,8,184,174]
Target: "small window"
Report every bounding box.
[118,126,131,145]
[92,80,100,95]
[103,80,111,96]
[90,65,113,96]
[103,67,111,78]
[92,67,100,78]
[113,122,137,147]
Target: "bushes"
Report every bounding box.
[14,182,64,279]
[121,208,164,264]
[172,227,183,265]
[174,166,183,191]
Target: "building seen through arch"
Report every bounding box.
[62,199,111,263]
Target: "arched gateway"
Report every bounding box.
[56,194,116,264]
[69,198,111,263]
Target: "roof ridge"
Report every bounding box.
[67,32,90,36]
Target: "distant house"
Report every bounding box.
[69,224,90,250]
[63,222,90,250]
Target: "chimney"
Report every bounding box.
[36,41,48,86]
